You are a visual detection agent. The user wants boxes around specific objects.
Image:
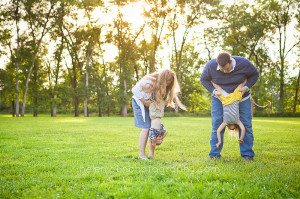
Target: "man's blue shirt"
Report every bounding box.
[200,56,259,98]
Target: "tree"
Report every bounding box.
[109,1,145,117]
[21,0,56,116]
[63,3,84,117]
[145,0,171,72]
[48,0,68,117]
[14,0,21,117]
[293,69,300,112]
[262,0,300,112]
[81,0,103,117]
[168,0,220,111]
[0,0,22,116]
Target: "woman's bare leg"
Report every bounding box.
[139,129,149,158]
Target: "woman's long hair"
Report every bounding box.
[142,69,186,110]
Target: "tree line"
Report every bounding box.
[0,0,299,117]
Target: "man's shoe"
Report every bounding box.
[244,157,254,161]
[210,156,221,160]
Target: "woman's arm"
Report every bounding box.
[140,97,151,107]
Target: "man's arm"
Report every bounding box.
[238,79,247,89]
[211,81,224,93]
[244,60,259,89]
[211,81,227,101]
[200,64,215,93]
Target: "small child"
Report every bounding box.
[148,91,168,147]
[211,80,247,149]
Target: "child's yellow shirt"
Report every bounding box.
[220,88,242,105]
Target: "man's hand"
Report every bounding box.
[239,86,249,96]
[214,90,222,101]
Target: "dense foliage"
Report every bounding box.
[0,0,299,117]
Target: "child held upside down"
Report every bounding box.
[148,97,167,147]
[148,86,186,147]
[211,80,247,149]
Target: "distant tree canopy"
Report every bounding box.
[0,0,299,117]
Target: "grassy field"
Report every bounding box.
[0,116,299,198]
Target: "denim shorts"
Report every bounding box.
[132,98,151,129]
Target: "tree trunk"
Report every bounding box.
[21,51,39,117]
[279,60,284,112]
[84,68,89,117]
[74,95,79,117]
[12,100,15,117]
[15,1,20,117]
[104,64,110,117]
[294,70,300,113]
[121,79,127,117]
[98,106,102,117]
[33,62,38,117]
[71,59,79,117]
[52,2,64,118]
[134,63,139,81]
[151,51,156,72]
[53,94,57,117]
[84,49,94,117]
[33,91,38,117]
[277,14,285,113]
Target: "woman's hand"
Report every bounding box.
[140,98,152,107]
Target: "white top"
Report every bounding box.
[132,76,155,122]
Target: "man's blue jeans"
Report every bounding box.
[209,97,255,159]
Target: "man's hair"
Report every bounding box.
[217,52,231,67]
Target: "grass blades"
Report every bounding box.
[0,117,299,198]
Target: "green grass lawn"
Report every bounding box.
[0,116,299,198]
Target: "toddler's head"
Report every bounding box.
[227,124,239,138]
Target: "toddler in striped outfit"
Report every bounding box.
[211,80,247,149]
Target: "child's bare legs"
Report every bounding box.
[139,129,149,159]
[148,140,155,159]
[216,121,226,149]
[150,118,161,146]
[148,118,162,158]
[238,120,245,143]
